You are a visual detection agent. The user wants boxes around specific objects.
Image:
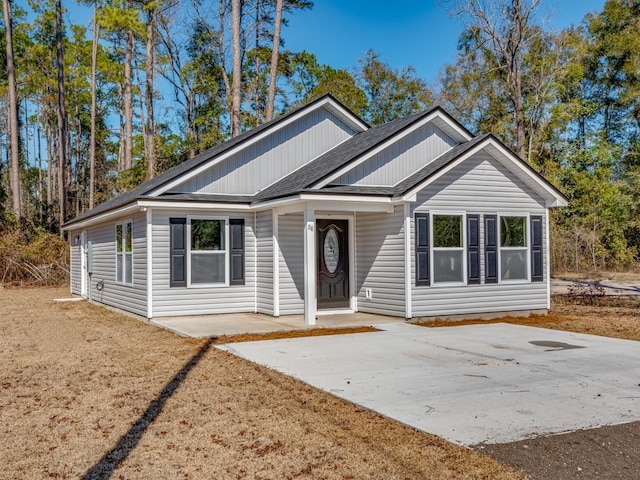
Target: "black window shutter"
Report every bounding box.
[229,219,245,285]
[170,218,186,287]
[485,215,498,284]
[531,215,543,282]
[415,213,430,286]
[467,214,480,284]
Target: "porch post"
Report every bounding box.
[303,205,316,325]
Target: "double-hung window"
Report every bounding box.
[432,214,465,284]
[188,217,228,286]
[116,220,133,284]
[499,215,528,281]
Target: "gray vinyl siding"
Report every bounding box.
[151,209,256,317]
[278,213,304,315]
[410,152,548,318]
[86,212,147,317]
[171,107,356,195]
[256,210,273,315]
[70,231,81,295]
[355,205,406,317]
[333,123,457,186]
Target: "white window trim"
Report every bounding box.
[115,219,134,286]
[186,215,230,288]
[430,211,467,287]
[498,213,531,284]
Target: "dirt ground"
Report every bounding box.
[0,286,522,480]
[2,287,639,480]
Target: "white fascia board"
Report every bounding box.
[401,138,568,207]
[255,193,398,214]
[136,200,251,210]
[312,110,472,189]
[485,141,569,207]
[324,98,369,132]
[62,203,140,231]
[149,98,367,198]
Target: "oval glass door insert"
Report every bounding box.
[323,228,340,274]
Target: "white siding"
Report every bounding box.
[70,231,81,295]
[171,107,356,195]
[333,123,457,186]
[151,209,256,317]
[355,205,406,317]
[278,213,304,315]
[410,152,548,317]
[86,212,147,317]
[255,210,273,315]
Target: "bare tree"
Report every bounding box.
[447,0,541,158]
[3,0,21,220]
[231,0,242,137]
[264,0,283,121]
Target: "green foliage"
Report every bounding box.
[358,50,433,125]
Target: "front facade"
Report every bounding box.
[65,95,567,325]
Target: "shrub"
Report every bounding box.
[0,229,69,286]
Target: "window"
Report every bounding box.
[189,218,227,285]
[170,217,245,288]
[432,214,465,284]
[499,216,528,281]
[116,221,133,284]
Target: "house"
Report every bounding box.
[64,95,568,325]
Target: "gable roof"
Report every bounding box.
[255,107,445,201]
[64,101,567,231]
[64,94,367,228]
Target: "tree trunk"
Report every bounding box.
[265,0,283,122]
[45,109,54,228]
[231,0,242,137]
[3,0,22,221]
[123,25,134,170]
[145,6,156,179]
[89,2,99,209]
[55,0,68,234]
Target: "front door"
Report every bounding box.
[317,219,350,309]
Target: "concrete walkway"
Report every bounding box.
[220,323,640,446]
[151,312,402,337]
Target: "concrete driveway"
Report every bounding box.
[219,323,640,446]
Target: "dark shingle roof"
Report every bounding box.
[392,134,490,195]
[65,101,563,229]
[64,94,360,227]
[254,108,439,201]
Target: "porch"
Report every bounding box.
[151,312,404,338]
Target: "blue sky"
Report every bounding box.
[281,0,607,84]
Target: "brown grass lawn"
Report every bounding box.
[1,287,524,480]
[417,299,640,342]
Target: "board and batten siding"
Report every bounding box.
[332,123,457,186]
[170,107,357,195]
[70,231,81,295]
[85,211,147,317]
[255,210,273,315]
[410,151,548,317]
[355,205,406,317]
[151,209,256,317]
[278,213,305,315]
